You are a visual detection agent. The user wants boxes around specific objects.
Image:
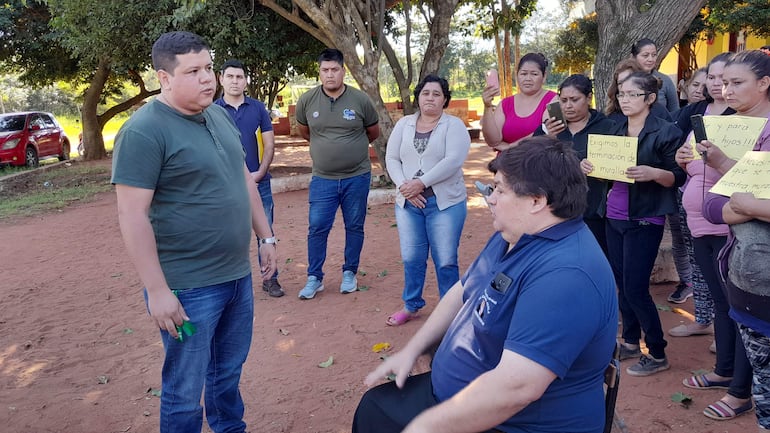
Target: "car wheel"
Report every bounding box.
[59,141,71,161]
[25,146,39,168]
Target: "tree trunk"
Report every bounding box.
[81,59,110,160]
[594,0,707,112]
[259,0,461,174]
[417,0,458,79]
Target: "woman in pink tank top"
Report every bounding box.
[481,53,557,151]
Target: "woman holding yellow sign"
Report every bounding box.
[699,50,770,426]
[674,51,754,423]
[533,74,616,253]
[582,71,685,377]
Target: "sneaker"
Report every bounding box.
[669,322,714,337]
[626,355,670,377]
[667,283,693,303]
[298,276,324,300]
[262,279,285,298]
[618,343,642,361]
[340,270,358,294]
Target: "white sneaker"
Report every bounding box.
[340,270,358,294]
[298,276,324,300]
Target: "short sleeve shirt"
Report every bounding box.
[295,85,379,179]
[111,100,252,289]
[431,219,618,432]
[214,96,273,176]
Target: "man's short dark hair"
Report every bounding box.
[152,31,210,73]
[318,48,344,66]
[221,59,245,74]
[488,136,587,219]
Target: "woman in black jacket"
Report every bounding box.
[583,71,685,377]
[534,74,616,253]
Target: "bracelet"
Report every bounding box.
[259,236,276,245]
[484,104,495,109]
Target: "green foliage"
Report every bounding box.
[0,1,80,85]
[464,0,539,38]
[553,14,598,76]
[185,0,325,106]
[439,38,496,96]
[705,0,770,37]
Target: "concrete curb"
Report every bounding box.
[271,173,397,206]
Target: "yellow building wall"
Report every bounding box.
[660,32,770,78]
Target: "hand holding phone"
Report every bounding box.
[486,70,499,88]
[690,114,708,161]
[546,101,566,125]
[691,114,707,142]
[475,180,492,197]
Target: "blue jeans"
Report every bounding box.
[606,219,668,359]
[257,179,278,279]
[307,173,370,279]
[147,274,254,433]
[395,198,466,312]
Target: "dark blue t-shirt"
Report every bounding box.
[214,96,274,182]
[431,219,618,433]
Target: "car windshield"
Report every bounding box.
[0,115,27,132]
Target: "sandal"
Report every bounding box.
[386,310,419,326]
[683,374,732,390]
[703,399,753,420]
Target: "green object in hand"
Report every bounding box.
[171,290,196,342]
[175,320,197,342]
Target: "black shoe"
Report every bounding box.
[667,282,693,304]
[262,279,285,298]
[618,343,642,361]
[626,355,670,377]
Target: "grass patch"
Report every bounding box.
[0,162,113,219]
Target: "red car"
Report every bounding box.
[0,111,71,167]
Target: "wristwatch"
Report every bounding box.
[259,236,277,245]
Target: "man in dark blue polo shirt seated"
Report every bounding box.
[353,136,618,433]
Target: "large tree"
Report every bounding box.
[185,0,325,108]
[258,0,462,165]
[467,0,538,97]
[593,0,707,112]
[43,0,181,159]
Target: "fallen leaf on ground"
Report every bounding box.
[318,356,334,368]
[372,342,391,353]
[671,391,693,408]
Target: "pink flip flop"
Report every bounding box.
[386,310,419,326]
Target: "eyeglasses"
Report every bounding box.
[616,92,649,100]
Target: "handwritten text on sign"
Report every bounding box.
[710,151,770,199]
[587,134,638,183]
[691,115,767,161]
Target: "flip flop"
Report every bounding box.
[703,399,753,420]
[386,310,419,326]
[683,374,732,389]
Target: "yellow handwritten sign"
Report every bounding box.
[587,134,638,183]
[710,151,770,199]
[691,115,767,161]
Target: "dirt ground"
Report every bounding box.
[0,143,758,433]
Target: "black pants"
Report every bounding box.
[693,235,752,399]
[352,372,502,433]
